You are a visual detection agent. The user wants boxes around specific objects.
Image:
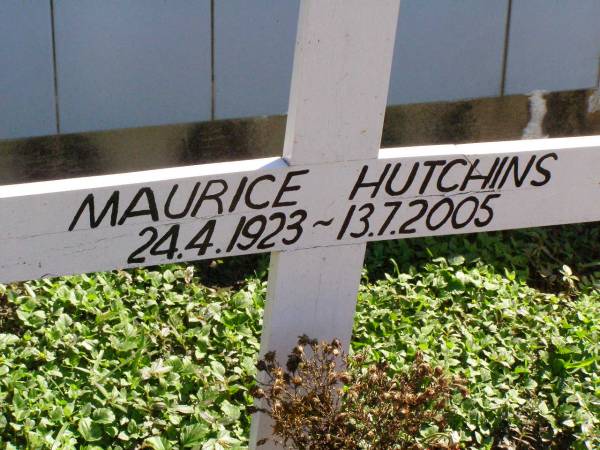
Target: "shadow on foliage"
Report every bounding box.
[187,222,600,294]
[364,222,600,292]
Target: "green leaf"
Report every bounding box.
[145,436,173,450]
[93,408,116,424]
[210,361,226,381]
[49,406,63,421]
[220,400,241,422]
[180,423,210,447]
[78,417,102,442]
[564,356,598,370]
[55,313,73,332]
[562,419,575,428]
[163,270,176,283]
[448,255,465,266]
[12,392,27,421]
[0,333,19,349]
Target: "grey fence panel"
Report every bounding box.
[214,0,299,120]
[506,0,600,94]
[214,0,508,119]
[0,1,56,139]
[2,1,600,139]
[54,0,211,134]
[389,0,508,105]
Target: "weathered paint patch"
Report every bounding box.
[523,90,548,139]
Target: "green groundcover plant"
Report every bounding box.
[0,224,598,449]
[354,258,599,448]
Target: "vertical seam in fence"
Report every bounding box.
[49,0,61,134]
[500,0,513,96]
[210,0,216,120]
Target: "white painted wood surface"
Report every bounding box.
[1,136,599,284]
[53,0,211,134]
[250,1,401,447]
[0,1,56,139]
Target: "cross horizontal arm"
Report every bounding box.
[1,136,599,283]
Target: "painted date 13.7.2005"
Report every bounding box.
[336,193,502,240]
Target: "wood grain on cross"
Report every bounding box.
[250,1,401,447]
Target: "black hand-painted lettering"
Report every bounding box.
[497,155,535,189]
[69,191,120,231]
[149,224,180,259]
[282,210,307,245]
[530,152,558,187]
[245,175,276,209]
[419,160,446,194]
[437,159,467,193]
[378,201,403,236]
[185,220,216,256]
[349,164,391,200]
[385,163,418,196]
[425,198,453,231]
[474,193,501,227]
[273,170,309,207]
[313,218,334,227]
[228,177,248,213]
[349,203,374,238]
[237,215,268,251]
[192,179,228,216]
[460,159,494,191]
[226,216,247,252]
[398,199,428,234]
[337,205,356,240]
[127,226,158,264]
[164,183,200,219]
[488,157,509,189]
[118,188,159,225]
[257,212,287,250]
[451,196,479,229]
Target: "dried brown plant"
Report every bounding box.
[249,335,467,449]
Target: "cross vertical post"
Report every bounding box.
[250,1,401,447]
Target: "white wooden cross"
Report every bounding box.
[1,1,600,448]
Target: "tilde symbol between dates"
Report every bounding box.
[312,218,334,228]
